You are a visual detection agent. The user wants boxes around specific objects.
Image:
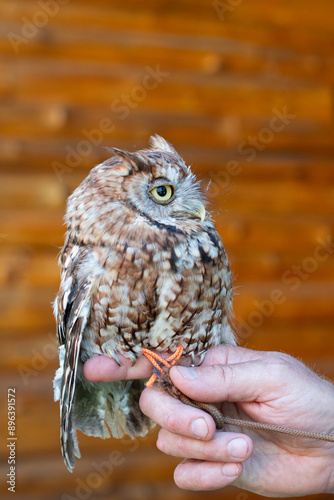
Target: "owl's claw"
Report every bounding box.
[190,351,196,367]
[131,356,136,367]
[190,351,206,366]
[198,352,206,366]
[112,353,121,366]
[105,349,121,366]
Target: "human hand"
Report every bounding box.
[84,346,334,496]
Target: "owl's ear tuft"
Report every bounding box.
[107,147,150,173]
[149,135,179,156]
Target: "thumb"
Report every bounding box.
[170,359,276,404]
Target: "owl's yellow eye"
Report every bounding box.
[150,184,174,203]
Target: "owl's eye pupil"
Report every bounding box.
[156,186,167,197]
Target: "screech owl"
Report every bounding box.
[53,135,235,472]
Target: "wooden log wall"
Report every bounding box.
[0,1,333,499]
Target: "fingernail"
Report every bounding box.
[190,417,209,438]
[227,438,249,459]
[175,366,199,380]
[222,463,240,478]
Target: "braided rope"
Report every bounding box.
[158,373,334,443]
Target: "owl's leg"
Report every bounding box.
[142,346,184,387]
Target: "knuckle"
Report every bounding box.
[166,411,182,433]
[267,351,294,375]
[201,440,216,461]
[209,363,233,394]
[216,362,233,380]
[210,363,225,383]
[200,436,230,462]
[270,351,290,363]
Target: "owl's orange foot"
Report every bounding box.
[142,346,184,387]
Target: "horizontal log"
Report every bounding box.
[1,63,331,124]
[0,247,60,288]
[1,103,334,156]
[233,281,334,321]
[0,287,56,332]
[0,173,67,210]
[1,25,334,86]
[2,0,334,57]
[229,250,334,282]
[215,213,334,254]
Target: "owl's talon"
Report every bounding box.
[106,350,121,366]
[190,351,196,367]
[113,353,121,366]
[198,352,206,366]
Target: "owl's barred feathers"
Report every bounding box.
[54,135,235,472]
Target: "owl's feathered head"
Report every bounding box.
[66,135,209,246]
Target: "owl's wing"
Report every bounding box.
[53,243,94,472]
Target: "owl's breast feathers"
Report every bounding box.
[56,220,233,367]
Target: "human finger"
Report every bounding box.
[174,458,242,490]
[170,356,283,404]
[139,387,216,440]
[83,354,153,382]
[157,428,252,462]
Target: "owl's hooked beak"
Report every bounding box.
[192,201,206,222]
[170,200,206,222]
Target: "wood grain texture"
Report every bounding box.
[0,0,333,498]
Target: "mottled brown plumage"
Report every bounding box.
[53,135,235,472]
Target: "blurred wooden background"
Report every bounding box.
[1,1,334,499]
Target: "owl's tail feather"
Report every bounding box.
[74,378,155,441]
